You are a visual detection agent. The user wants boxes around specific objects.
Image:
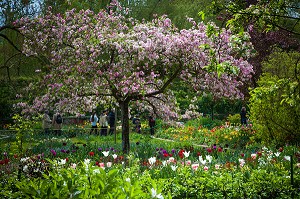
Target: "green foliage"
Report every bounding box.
[4,162,168,199]
[154,118,256,149]
[197,94,243,120]
[0,76,40,128]
[123,0,212,29]
[226,113,240,124]
[211,0,300,35]
[249,50,300,145]
[187,117,223,129]
[41,0,111,14]
[9,114,41,153]
[2,149,299,199]
[1,131,300,198]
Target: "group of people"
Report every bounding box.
[42,108,157,136]
[44,107,245,136]
[132,114,156,135]
[42,109,116,136]
[90,109,115,136]
[42,110,63,135]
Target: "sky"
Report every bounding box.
[0,0,43,26]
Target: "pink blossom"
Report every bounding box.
[168,157,175,163]
[99,162,105,169]
[251,154,257,160]
[191,163,199,171]
[15,3,254,152]
[106,162,112,168]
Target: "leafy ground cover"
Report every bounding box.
[0,121,300,198]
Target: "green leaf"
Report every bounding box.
[198,11,205,21]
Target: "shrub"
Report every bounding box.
[249,50,300,145]
[226,113,240,125]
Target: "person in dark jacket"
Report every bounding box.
[52,110,63,136]
[90,110,98,135]
[240,107,247,126]
[108,109,115,135]
[148,115,156,135]
[132,115,141,134]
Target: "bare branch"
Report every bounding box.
[0,33,22,52]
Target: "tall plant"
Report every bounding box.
[9,114,40,153]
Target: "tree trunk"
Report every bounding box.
[119,100,130,153]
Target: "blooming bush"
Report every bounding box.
[155,122,255,149]
[1,122,300,198]
[0,132,300,198]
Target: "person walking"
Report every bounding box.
[132,115,141,134]
[52,110,63,136]
[42,110,52,135]
[148,115,156,136]
[108,109,115,135]
[90,110,98,135]
[99,110,108,136]
[240,107,247,126]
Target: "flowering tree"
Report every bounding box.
[15,2,253,152]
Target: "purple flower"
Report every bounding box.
[172,149,176,154]
[50,149,57,156]
[110,147,114,151]
[3,152,7,156]
[98,148,102,151]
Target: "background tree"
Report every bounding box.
[41,0,112,14]
[209,0,300,87]
[0,0,237,127]
[249,49,300,145]
[0,0,44,126]
[122,0,213,29]
[15,2,253,152]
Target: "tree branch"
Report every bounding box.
[268,20,300,36]
[144,62,183,97]
[0,52,22,69]
[0,33,22,52]
[0,25,21,33]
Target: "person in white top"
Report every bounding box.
[99,110,108,136]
